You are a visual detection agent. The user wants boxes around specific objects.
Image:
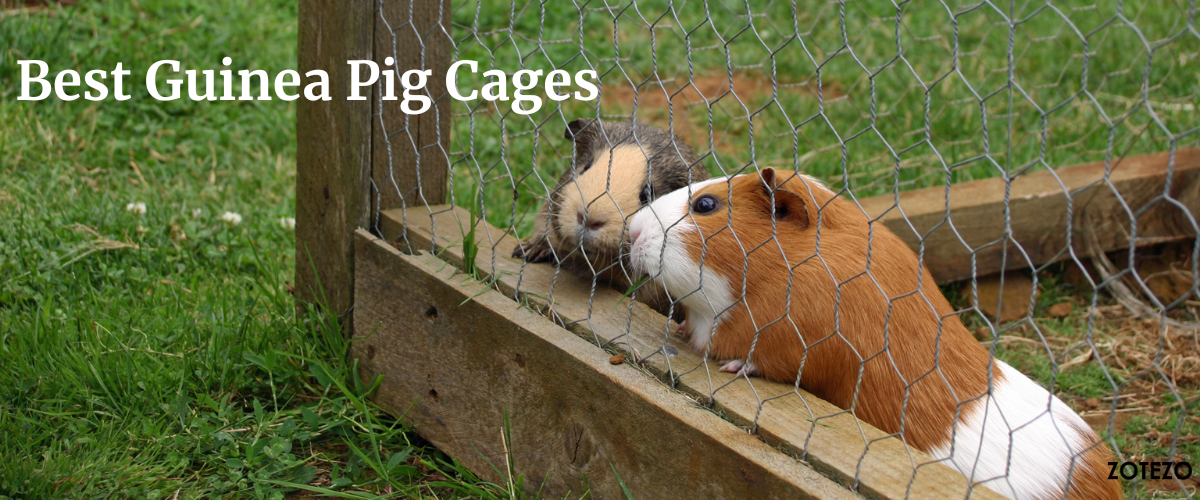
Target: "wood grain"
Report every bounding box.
[376,207,1007,500]
[858,148,1200,283]
[353,230,860,500]
[295,0,375,328]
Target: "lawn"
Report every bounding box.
[0,2,513,499]
[2,0,1197,499]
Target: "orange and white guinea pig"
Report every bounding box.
[627,168,1121,500]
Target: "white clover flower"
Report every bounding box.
[191,208,203,218]
[125,202,147,216]
[220,212,243,226]
[279,217,296,230]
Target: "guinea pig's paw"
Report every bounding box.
[512,238,554,263]
[674,320,690,338]
[718,359,758,377]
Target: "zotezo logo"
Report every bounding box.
[1107,461,1192,481]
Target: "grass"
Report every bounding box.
[436,0,1200,236]
[0,2,552,499]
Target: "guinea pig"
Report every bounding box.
[627,168,1122,500]
[513,118,709,316]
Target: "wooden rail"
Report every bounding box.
[354,230,861,499]
[368,207,1007,500]
[860,148,1200,283]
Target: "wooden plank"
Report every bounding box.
[353,230,860,500]
[371,0,451,215]
[858,148,1200,283]
[377,207,1007,500]
[295,0,375,324]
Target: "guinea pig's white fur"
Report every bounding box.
[627,169,1122,500]
[628,176,735,352]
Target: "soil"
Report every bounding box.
[599,72,845,155]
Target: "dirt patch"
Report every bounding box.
[970,270,1036,323]
[1115,242,1196,305]
[1143,476,1200,496]
[1099,315,1200,391]
[1048,301,1073,318]
[1080,408,1135,435]
[600,72,845,155]
[1067,306,1200,497]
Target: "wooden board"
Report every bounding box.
[353,230,860,500]
[376,207,1007,500]
[858,148,1200,283]
[371,0,451,216]
[295,0,375,324]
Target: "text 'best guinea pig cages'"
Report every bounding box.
[295,1,1200,498]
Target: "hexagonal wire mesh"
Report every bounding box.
[375,1,1199,498]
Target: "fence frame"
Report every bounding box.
[295,1,1199,498]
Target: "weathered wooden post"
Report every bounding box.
[295,0,451,329]
[295,0,374,325]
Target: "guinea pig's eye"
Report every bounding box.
[639,184,652,206]
[691,194,720,215]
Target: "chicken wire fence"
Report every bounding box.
[372,0,1199,497]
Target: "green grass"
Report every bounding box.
[0,2,546,499]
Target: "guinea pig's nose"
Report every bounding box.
[630,226,643,245]
[576,210,606,232]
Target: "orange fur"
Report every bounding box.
[1065,425,1125,500]
[680,169,1120,499]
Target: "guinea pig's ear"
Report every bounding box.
[564,119,591,140]
[565,119,595,168]
[759,168,810,229]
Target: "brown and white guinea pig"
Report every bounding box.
[513,118,709,316]
[627,168,1122,500]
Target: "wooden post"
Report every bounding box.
[296,0,452,326]
[295,0,375,322]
